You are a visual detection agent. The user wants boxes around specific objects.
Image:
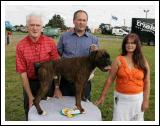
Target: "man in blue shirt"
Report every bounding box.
[57,10,99,101]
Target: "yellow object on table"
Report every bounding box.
[61,108,81,118]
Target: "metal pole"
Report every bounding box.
[144,10,149,19]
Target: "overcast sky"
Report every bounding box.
[4,2,157,29]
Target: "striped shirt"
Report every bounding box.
[16,35,59,79]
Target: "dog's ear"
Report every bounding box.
[89,50,98,62]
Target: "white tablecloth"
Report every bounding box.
[28,96,102,121]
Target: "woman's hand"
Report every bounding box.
[94,96,105,106]
[141,99,149,112]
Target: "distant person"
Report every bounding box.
[6,31,11,45]
[16,13,62,120]
[57,10,99,101]
[95,33,150,121]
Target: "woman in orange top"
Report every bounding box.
[95,33,150,121]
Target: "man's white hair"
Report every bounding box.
[26,12,43,26]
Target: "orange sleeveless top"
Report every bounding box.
[115,55,144,94]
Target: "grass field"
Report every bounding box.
[5,32,155,121]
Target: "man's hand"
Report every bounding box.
[53,86,63,98]
[90,44,98,52]
[29,96,34,109]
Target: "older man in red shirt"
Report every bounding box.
[16,13,62,120]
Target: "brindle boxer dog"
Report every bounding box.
[33,49,111,115]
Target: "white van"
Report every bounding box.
[112,28,129,36]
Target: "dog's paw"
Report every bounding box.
[42,110,47,116]
[46,97,50,100]
[80,108,86,114]
[82,110,86,114]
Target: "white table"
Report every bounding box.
[28,96,102,121]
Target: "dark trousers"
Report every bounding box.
[23,79,55,121]
[59,77,91,101]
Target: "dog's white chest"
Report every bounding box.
[88,69,96,81]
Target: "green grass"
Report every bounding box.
[5,32,26,120]
[5,32,155,121]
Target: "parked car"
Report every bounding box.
[99,23,112,35]
[112,28,129,36]
[43,27,60,38]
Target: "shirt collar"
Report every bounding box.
[71,30,89,37]
[27,35,43,45]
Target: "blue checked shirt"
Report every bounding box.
[57,31,99,58]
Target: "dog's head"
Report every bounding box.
[89,49,111,72]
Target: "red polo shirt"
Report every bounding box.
[16,35,59,79]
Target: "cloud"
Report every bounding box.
[5,5,155,28]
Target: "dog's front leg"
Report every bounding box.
[75,82,84,113]
[81,81,88,101]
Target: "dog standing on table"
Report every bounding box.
[33,49,111,115]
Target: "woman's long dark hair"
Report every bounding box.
[121,33,147,76]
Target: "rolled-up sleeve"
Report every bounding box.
[50,39,59,61]
[16,45,27,73]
